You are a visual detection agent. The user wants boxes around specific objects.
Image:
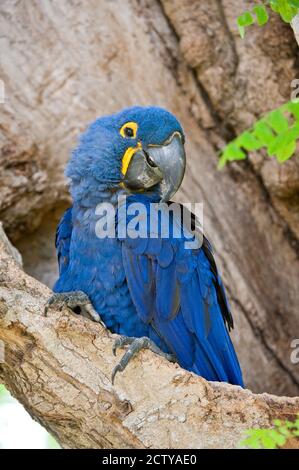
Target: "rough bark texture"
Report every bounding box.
[0,0,298,418]
[0,229,298,449]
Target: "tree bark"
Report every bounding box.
[0,226,298,449]
[0,0,298,400]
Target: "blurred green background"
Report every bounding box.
[0,384,60,449]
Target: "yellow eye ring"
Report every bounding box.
[120,121,138,139]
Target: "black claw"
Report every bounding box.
[44,294,58,316]
[44,291,102,324]
[111,364,122,385]
[111,335,176,386]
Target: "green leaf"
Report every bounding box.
[270,0,299,22]
[238,11,254,26]
[278,425,292,437]
[237,11,254,37]
[273,419,282,426]
[287,101,299,120]
[268,124,299,156]
[268,430,287,447]
[280,10,297,22]
[253,121,275,146]
[284,419,297,429]
[267,109,289,133]
[241,435,263,449]
[253,5,269,25]
[267,133,288,156]
[240,414,299,449]
[236,1,299,38]
[260,434,276,449]
[237,131,262,151]
[284,123,299,142]
[269,1,280,13]
[240,428,285,449]
[218,100,299,167]
[218,154,228,169]
[222,143,246,161]
[238,25,246,39]
[276,142,296,163]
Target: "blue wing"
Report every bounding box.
[55,207,73,277]
[118,195,244,386]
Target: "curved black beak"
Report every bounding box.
[124,132,186,202]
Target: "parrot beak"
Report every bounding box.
[124,132,186,202]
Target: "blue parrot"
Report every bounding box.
[48,106,244,387]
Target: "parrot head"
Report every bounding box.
[66,106,186,203]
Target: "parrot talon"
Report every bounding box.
[112,336,135,356]
[111,336,176,384]
[44,291,103,324]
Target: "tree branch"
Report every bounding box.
[0,226,298,449]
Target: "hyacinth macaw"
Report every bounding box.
[47,106,244,387]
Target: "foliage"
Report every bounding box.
[0,384,10,404]
[237,1,299,38]
[219,101,299,168]
[240,414,299,449]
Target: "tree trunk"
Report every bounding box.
[0,226,298,449]
[0,0,298,414]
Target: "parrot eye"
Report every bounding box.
[124,127,134,137]
[120,121,138,139]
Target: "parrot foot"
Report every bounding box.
[44,291,102,324]
[111,335,176,384]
